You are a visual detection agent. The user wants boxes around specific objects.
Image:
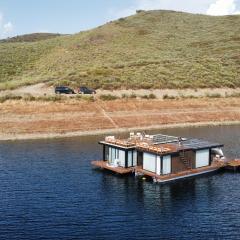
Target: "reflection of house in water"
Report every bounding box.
[92,132,225,183]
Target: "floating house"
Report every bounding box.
[92,132,226,183]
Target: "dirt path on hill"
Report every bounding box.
[0,98,240,141]
[0,83,240,99]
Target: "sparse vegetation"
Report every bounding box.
[0,10,240,90]
[140,94,157,99]
[129,93,137,99]
[205,93,222,98]
[225,92,240,98]
[37,95,65,102]
[81,95,95,102]
[180,95,201,99]
[163,94,178,100]
[99,94,119,101]
[0,94,22,103]
[0,33,63,43]
[148,93,157,99]
[140,95,149,99]
[121,93,138,99]
[23,94,36,101]
[121,93,128,99]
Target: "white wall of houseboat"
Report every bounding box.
[143,153,156,173]
[196,149,209,168]
[143,153,171,175]
[162,155,171,174]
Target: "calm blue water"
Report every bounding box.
[0,125,240,240]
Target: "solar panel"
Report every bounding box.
[148,134,183,145]
[140,133,223,150]
[180,138,223,149]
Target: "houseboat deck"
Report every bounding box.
[225,159,240,171]
[227,159,240,167]
[91,161,134,174]
[134,164,223,183]
[92,160,226,182]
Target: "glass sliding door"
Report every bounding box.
[107,147,120,166]
[128,150,133,167]
[105,146,109,161]
[119,150,125,167]
[133,150,137,166]
[111,147,115,163]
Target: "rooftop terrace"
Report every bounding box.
[100,132,223,154]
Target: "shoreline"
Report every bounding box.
[1,98,240,142]
[1,120,240,142]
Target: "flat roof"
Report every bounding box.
[100,133,224,153]
[99,141,136,149]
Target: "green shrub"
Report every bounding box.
[225,92,240,98]
[140,93,157,99]
[148,93,157,99]
[180,95,200,99]
[81,95,95,102]
[0,94,22,103]
[99,94,119,101]
[163,94,177,100]
[121,93,129,99]
[205,93,222,98]
[140,95,149,99]
[23,94,36,101]
[232,92,240,97]
[129,93,137,99]
[136,10,145,14]
[36,95,64,102]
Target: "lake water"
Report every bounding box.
[0,125,240,240]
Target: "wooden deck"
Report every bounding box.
[225,159,240,171]
[91,160,134,174]
[92,160,225,182]
[134,164,222,183]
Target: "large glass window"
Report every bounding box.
[128,151,132,167]
[107,147,120,165]
[111,147,115,164]
[127,150,137,167]
[133,150,137,166]
[119,150,125,167]
[104,146,137,168]
[105,146,109,161]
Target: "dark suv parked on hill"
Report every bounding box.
[55,86,75,94]
[78,86,96,94]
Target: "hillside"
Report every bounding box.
[0,10,240,90]
[0,33,63,43]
